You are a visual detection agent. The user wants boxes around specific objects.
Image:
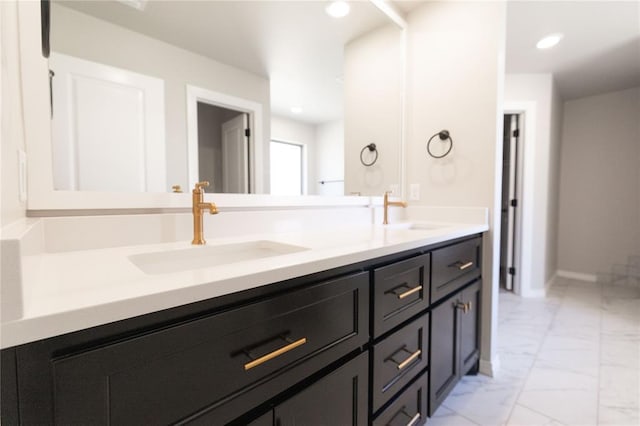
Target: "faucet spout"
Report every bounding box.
[199,202,218,215]
[191,181,218,245]
[383,191,407,225]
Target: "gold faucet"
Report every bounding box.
[383,191,407,225]
[191,181,218,245]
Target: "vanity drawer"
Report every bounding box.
[50,273,369,425]
[373,371,428,426]
[431,238,481,303]
[373,253,430,337]
[372,313,429,412]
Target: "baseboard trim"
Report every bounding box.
[479,356,500,378]
[557,270,597,282]
[545,272,557,292]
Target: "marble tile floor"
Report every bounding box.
[430,278,640,426]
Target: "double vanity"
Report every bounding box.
[1,209,487,425]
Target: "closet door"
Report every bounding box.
[50,52,166,192]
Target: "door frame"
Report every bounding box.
[186,85,263,193]
[503,102,536,297]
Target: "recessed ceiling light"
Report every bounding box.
[291,106,303,114]
[536,33,564,50]
[325,1,350,18]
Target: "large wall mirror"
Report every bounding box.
[26,1,405,209]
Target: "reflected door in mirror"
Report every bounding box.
[50,53,166,192]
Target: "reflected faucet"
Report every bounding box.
[383,191,407,225]
[192,181,218,245]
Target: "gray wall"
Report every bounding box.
[344,23,402,196]
[558,87,640,276]
[404,1,506,373]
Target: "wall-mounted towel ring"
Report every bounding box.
[360,143,378,166]
[427,130,453,159]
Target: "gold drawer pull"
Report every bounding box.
[398,285,423,299]
[397,349,421,370]
[467,301,472,312]
[459,261,474,270]
[244,337,307,371]
[406,412,421,426]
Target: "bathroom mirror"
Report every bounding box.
[44,0,404,201]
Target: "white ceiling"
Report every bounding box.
[506,1,640,100]
[58,1,393,125]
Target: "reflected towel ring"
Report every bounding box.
[360,143,378,166]
[427,130,453,159]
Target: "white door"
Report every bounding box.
[50,53,166,192]
[221,114,249,193]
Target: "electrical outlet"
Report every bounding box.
[388,184,399,195]
[410,183,420,201]
[18,149,27,202]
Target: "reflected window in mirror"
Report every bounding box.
[270,140,304,196]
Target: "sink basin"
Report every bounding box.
[407,223,448,231]
[129,240,309,274]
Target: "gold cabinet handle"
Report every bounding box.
[458,261,474,270]
[397,349,421,370]
[466,301,472,312]
[244,337,307,371]
[406,412,421,426]
[398,285,423,299]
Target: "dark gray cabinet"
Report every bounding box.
[1,234,483,426]
[429,279,481,416]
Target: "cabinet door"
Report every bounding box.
[460,281,481,375]
[428,293,459,416]
[275,352,368,426]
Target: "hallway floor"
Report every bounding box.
[430,278,640,426]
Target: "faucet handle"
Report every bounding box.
[194,181,210,192]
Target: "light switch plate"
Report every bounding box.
[409,183,420,201]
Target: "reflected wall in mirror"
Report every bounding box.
[48,0,403,197]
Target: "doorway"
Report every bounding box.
[186,85,264,194]
[499,114,520,291]
[196,102,250,194]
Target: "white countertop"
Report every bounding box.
[1,221,487,348]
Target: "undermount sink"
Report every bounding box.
[129,240,309,275]
[407,223,449,231]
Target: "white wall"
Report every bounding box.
[405,1,506,375]
[1,0,27,226]
[51,4,270,192]
[271,115,317,195]
[315,120,344,196]
[504,74,563,294]
[558,87,640,276]
[344,23,402,196]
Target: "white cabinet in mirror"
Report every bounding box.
[20,0,405,211]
